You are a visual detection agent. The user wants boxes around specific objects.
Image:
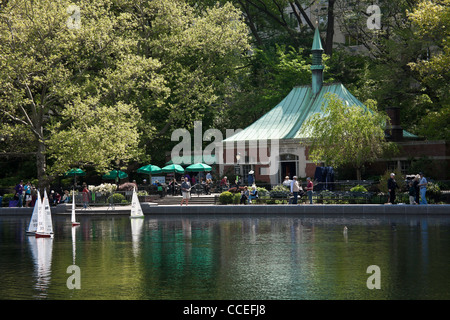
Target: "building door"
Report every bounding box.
[279,154,298,183]
[281,162,296,179]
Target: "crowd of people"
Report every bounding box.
[4,170,431,208]
[281,176,314,205]
[388,172,428,205]
[4,180,87,208]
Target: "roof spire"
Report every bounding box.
[311,28,324,95]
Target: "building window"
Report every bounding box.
[387,161,397,172]
[280,154,299,161]
[400,160,411,175]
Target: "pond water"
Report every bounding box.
[1,213,449,300]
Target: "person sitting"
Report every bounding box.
[220,176,229,190]
[240,186,249,205]
[249,185,258,203]
[61,190,71,203]
[51,190,61,206]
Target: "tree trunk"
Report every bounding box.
[36,137,48,192]
[325,0,335,56]
[356,167,362,181]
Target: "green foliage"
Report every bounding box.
[270,184,290,198]
[300,93,397,179]
[350,185,368,193]
[1,193,15,207]
[256,187,269,197]
[0,0,251,185]
[219,191,234,205]
[378,169,405,194]
[407,1,450,127]
[233,193,241,205]
[223,45,311,130]
[107,193,126,204]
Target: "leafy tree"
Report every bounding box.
[122,0,251,164]
[0,0,251,185]
[407,0,450,140]
[0,0,165,188]
[299,93,397,180]
[223,44,311,130]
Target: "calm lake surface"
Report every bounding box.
[1,213,449,300]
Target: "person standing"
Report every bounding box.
[24,181,32,207]
[306,177,314,204]
[290,176,300,204]
[413,175,420,204]
[180,177,191,206]
[14,180,24,207]
[82,183,90,209]
[408,181,417,205]
[247,170,254,186]
[418,172,428,204]
[387,173,398,204]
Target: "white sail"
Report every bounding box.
[130,188,144,218]
[36,190,53,237]
[27,190,41,234]
[42,190,53,234]
[36,192,46,235]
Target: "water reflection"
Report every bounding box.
[1,214,450,299]
[28,236,53,299]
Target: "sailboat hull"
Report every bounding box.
[35,232,53,238]
[72,222,81,226]
[130,215,145,219]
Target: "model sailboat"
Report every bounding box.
[26,190,41,235]
[71,189,80,226]
[35,190,54,238]
[130,188,144,218]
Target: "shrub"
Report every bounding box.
[270,184,290,198]
[107,193,126,203]
[1,193,15,207]
[427,182,441,202]
[257,187,269,197]
[219,191,234,204]
[377,169,405,193]
[350,185,368,192]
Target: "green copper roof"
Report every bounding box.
[223,83,417,142]
[311,28,323,51]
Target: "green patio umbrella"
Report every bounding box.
[64,168,86,186]
[185,163,212,172]
[137,164,162,184]
[137,164,162,175]
[161,164,185,174]
[102,170,128,180]
[64,168,86,177]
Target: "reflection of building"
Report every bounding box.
[219,29,449,184]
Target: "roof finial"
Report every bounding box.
[311,28,324,95]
